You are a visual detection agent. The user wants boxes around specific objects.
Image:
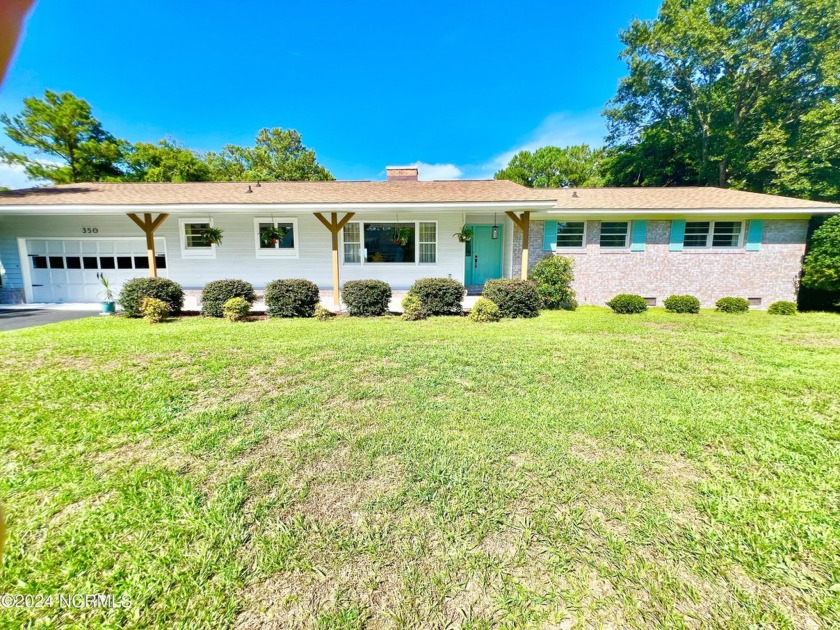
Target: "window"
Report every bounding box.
[254,218,298,258]
[419,222,437,263]
[600,222,630,248]
[343,223,361,264]
[556,222,586,248]
[683,221,744,248]
[342,221,437,265]
[179,218,215,258]
[83,256,98,269]
[48,256,64,269]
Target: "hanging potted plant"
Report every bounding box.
[391,226,412,246]
[260,225,287,247]
[201,226,224,246]
[453,225,473,243]
[98,274,116,315]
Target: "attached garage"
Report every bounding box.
[22,238,167,303]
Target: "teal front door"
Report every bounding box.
[464,225,503,287]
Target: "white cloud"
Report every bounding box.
[462,111,608,179]
[408,161,463,181]
[0,162,37,189]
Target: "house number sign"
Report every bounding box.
[82,227,99,234]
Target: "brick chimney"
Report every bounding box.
[386,166,419,182]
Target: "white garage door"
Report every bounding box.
[25,238,168,303]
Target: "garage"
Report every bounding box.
[24,238,168,303]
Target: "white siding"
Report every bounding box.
[0,210,470,298]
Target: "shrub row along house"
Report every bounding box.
[0,166,836,308]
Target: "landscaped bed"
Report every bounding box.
[1,308,838,628]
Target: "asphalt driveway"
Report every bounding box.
[0,307,97,332]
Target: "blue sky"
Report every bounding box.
[0,0,661,187]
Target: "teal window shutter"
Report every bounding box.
[630,220,647,252]
[746,219,763,251]
[543,221,558,250]
[670,220,686,251]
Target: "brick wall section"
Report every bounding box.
[512,219,808,308]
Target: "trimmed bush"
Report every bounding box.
[768,300,797,315]
[201,279,256,317]
[482,279,540,318]
[313,305,333,321]
[664,294,700,314]
[607,294,648,314]
[469,297,501,322]
[342,280,392,316]
[407,278,465,315]
[265,279,320,318]
[716,297,750,313]
[530,256,577,310]
[222,297,251,322]
[401,294,427,321]
[119,277,184,317]
[140,297,169,323]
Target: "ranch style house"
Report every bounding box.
[0,166,837,308]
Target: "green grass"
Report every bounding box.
[1,308,838,628]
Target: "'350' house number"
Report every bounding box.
[82,227,99,234]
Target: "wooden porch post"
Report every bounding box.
[127,212,169,278]
[314,211,356,307]
[505,210,531,280]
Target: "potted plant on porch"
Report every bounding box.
[390,226,413,246]
[99,274,116,315]
[260,225,287,247]
[453,225,473,243]
[201,226,224,246]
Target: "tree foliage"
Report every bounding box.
[802,215,840,293]
[495,145,604,188]
[603,0,840,201]
[205,128,334,181]
[0,90,123,183]
[1,92,334,185]
[123,139,212,182]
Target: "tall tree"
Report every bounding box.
[495,145,605,188]
[604,0,840,200]
[123,139,212,182]
[0,90,124,183]
[802,215,840,294]
[206,128,333,181]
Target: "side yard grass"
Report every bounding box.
[0,308,838,628]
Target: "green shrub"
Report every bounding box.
[607,294,648,314]
[407,278,465,315]
[201,279,256,317]
[313,305,333,321]
[342,280,392,316]
[716,297,750,313]
[222,297,251,322]
[530,256,577,310]
[469,297,501,322]
[119,277,184,317]
[482,279,540,318]
[664,294,700,314]
[140,297,169,323]
[768,300,797,315]
[401,294,427,321]
[265,279,321,318]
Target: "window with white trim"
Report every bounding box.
[418,222,436,263]
[343,223,361,264]
[254,218,298,258]
[556,221,586,248]
[179,218,215,258]
[342,221,437,264]
[599,221,630,248]
[684,221,744,248]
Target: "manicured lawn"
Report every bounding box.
[1,308,838,628]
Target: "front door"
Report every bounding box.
[464,225,503,287]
